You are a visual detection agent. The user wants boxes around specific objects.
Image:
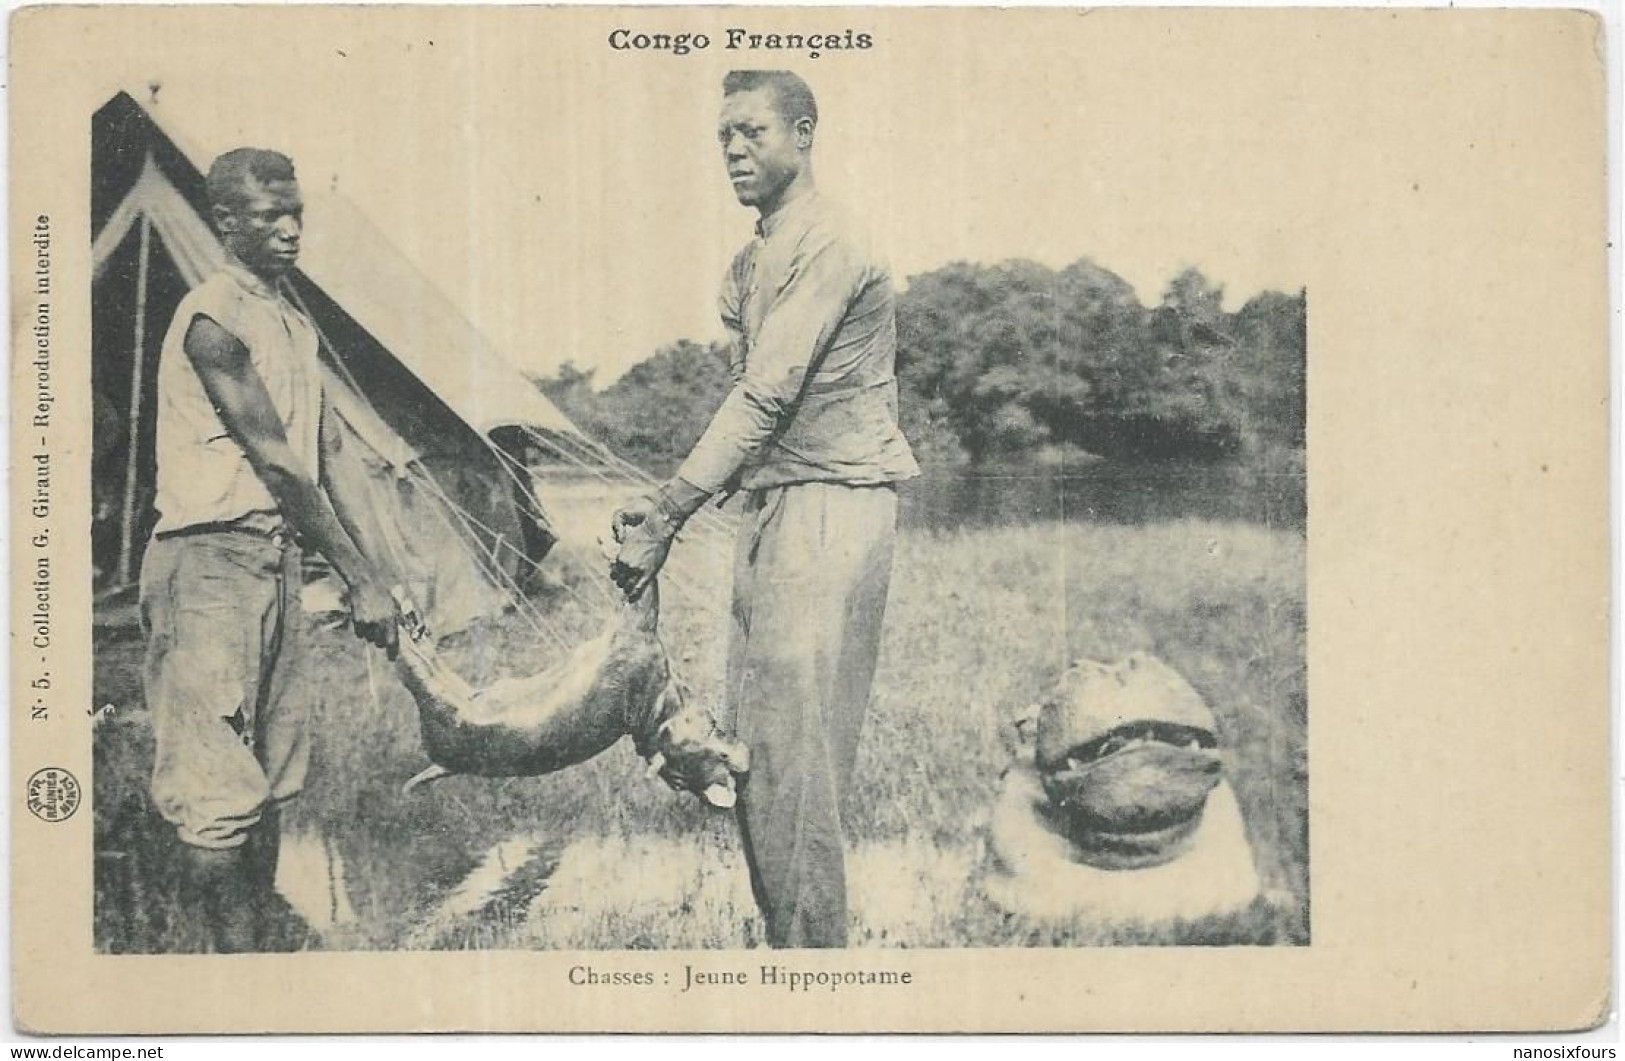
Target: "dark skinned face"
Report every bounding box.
[717,87,808,214]
[215,177,304,279]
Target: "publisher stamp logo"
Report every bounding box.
[26,767,80,823]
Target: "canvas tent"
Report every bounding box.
[91,91,584,635]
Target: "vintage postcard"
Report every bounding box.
[7,4,1610,1035]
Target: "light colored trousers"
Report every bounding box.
[727,482,898,948]
[141,529,309,849]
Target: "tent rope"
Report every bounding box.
[481,442,729,615]
[282,280,729,628]
[280,280,740,667]
[525,425,738,541]
[413,464,721,622]
[285,281,578,651]
[405,470,574,653]
[403,469,624,623]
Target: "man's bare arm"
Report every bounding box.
[183,314,399,655]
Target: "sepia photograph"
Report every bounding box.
[86,63,1306,955]
[10,5,1608,1035]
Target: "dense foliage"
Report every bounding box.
[534,261,1306,479]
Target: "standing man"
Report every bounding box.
[144,148,401,951]
[612,71,919,947]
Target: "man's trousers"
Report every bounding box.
[141,528,309,850]
[727,482,898,948]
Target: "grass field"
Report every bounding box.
[93,516,1307,951]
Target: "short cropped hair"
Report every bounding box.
[206,148,297,212]
[723,70,818,128]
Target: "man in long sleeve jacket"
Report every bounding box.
[613,70,918,948]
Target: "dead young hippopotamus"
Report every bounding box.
[985,654,1264,926]
[1027,649,1222,864]
[1019,654,1224,869]
[394,582,749,808]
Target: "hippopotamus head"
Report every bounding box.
[1017,654,1224,868]
[640,680,751,808]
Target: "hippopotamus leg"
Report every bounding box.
[401,763,453,796]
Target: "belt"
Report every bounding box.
[155,520,295,549]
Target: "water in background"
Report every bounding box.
[898,461,1306,532]
[530,458,1307,541]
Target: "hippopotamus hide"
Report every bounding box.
[985,654,1263,922]
[1027,654,1224,868]
[986,754,1262,923]
[395,582,748,808]
[1041,725,1221,835]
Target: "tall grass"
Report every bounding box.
[93,518,1306,951]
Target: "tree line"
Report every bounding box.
[532,259,1305,482]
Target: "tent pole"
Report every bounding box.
[116,212,153,587]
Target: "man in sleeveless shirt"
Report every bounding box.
[612,72,919,947]
[144,149,402,951]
